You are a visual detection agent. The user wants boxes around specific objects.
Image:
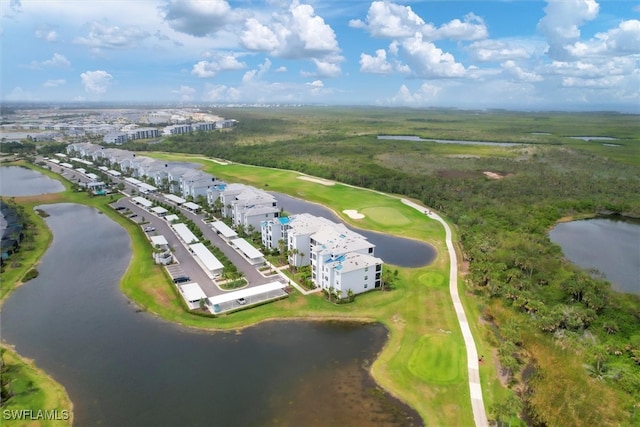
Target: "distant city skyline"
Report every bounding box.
[2,0,639,112]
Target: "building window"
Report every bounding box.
[364,284,368,289]
[364,276,368,280]
[368,248,373,253]
[376,264,382,271]
[364,267,368,272]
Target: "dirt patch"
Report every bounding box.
[492,348,510,387]
[437,169,481,179]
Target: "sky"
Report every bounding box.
[1,0,639,111]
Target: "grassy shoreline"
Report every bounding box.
[1,159,501,426]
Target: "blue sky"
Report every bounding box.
[2,0,639,111]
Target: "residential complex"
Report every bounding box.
[63,142,383,299]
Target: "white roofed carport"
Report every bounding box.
[151,206,168,215]
[172,223,199,244]
[232,238,264,265]
[131,196,153,207]
[164,194,186,205]
[150,235,169,246]
[178,282,207,309]
[207,282,287,314]
[211,220,237,239]
[183,201,201,212]
[189,243,224,277]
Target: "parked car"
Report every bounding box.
[143,226,155,232]
[236,298,246,305]
[115,206,126,211]
[128,213,138,218]
[173,276,190,284]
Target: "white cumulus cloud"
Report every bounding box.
[192,54,246,78]
[401,33,466,78]
[80,70,113,94]
[43,79,66,88]
[349,1,430,38]
[537,0,599,60]
[74,21,150,50]
[360,49,393,74]
[162,0,238,37]
[501,60,543,82]
[29,53,70,69]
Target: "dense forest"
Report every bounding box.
[124,108,640,425]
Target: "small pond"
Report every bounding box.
[569,136,619,141]
[377,135,522,146]
[0,166,65,196]
[549,217,640,294]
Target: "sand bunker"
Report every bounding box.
[298,176,335,186]
[343,209,365,219]
[483,171,505,180]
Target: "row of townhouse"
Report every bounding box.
[104,121,231,143]
[64,143,380,297]
[66,143,219,198]
[65,145,276,230]
[261,213,383,297]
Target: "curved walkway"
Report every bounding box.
[401,199,489,427]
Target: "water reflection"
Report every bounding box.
[0,166,65,196]
[550,217,640,294]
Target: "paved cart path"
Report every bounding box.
[401,199,489,427]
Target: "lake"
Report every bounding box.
[377,135,522,146]
[1,203,421,426]
[0,166,65,196]
[271,192,436,268]
[549,217,640,294]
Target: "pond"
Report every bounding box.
[549,217,640,295]
[0,166,65,196]
[377,135,522,146]
[1,202,421,426]
[569,136,619,141]
[271,192,436,268]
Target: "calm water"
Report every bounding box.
[1,203,420,426]
[272,192,436,267]
[377,135,521,146]
[0,166,65,196]
[550,218,640,294]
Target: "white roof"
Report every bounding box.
[172,223,199,244]
[150,235,168,246]
[108,170,121,176]
[211,221,237,238]
[165,214,179,222]
[125,177,143,185]
[131,196,153,207]
[164,193,186,204]
[151,206,168,214]
[189,243,224,273]
[208,282,285,306]
[139,183,157,191]
[179,283,207,302]
[86,173,99,180]
[233,238,264,260]
[183,202,201,210]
